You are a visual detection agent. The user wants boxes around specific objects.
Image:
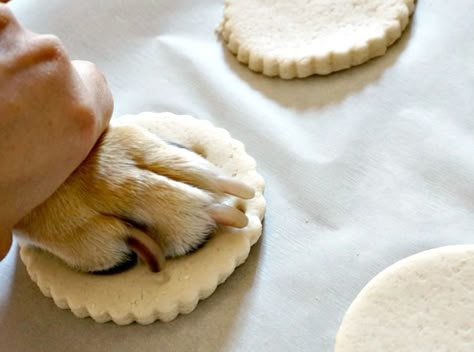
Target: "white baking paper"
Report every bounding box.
[1,0,473,351]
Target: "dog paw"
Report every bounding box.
[17,123,255,273]
[61,124,254,271]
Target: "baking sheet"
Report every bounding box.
[1,0,473,351]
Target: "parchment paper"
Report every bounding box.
[1,0,473,351]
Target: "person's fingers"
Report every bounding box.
[0,229,12,261]
[72,60,114,138]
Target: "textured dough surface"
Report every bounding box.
[336,245,474,351]
[220,0,415,78]
[20,112,266,325]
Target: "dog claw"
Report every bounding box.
[209,205,248,228]
[216,176,255,199]
[126,228,166,273]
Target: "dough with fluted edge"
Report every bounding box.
[219,0,415,78]
[20,112,266,325]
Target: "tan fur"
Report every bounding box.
[15,124,235,272]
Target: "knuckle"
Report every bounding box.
[0,5,16,31]
[73,105,105,151]
[32,34,67,61]
[74,103,98,135]
[5,34,68,72]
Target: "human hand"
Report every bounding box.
[0,4,113,259]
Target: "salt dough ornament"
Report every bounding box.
[336,245,474,352]
[20,112,266,325]
[220,0,415,78]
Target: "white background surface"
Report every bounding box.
[1,0,473,351]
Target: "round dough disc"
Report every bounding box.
[220,0,415,78]
[20,112,266,325]
[336,245,474,351]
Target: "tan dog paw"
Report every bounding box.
[15,123,254,273]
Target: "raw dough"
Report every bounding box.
[219,0,415,78]
[335,245,474,351]
[20,112,266,325]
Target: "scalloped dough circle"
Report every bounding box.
[20,112,266,325]
[336,245,474,351]
[220,0,415,78]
